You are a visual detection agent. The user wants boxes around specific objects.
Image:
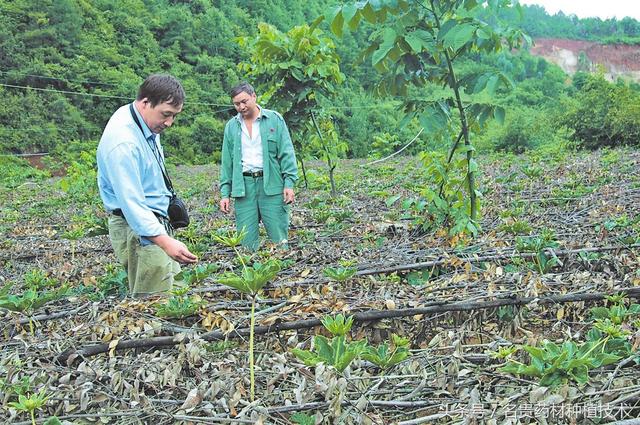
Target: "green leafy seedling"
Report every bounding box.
[154,285,204,319]
[203,340,238,353]
[23,270,57,290]
[0,375,32,397]
[213,228,249,268]
[292,334,367,372]
[154,295,203,319]
[515,228,560,273]
[593,319,630,339]
[591,294,640,325]
[586,327,634,359]
[361,334,411,370]
[97,267,128,299]
[0,286,67,313]
[500,339,621,386]
[217,260,280,295]
[292,314,366,372]
[217,258,281,402]
[9,388,49,425]
[291,412,316,425]
[578,251,600,264]
[176,263,219,286]
[605,293,627,305]
[61,225,85,262]
[323,266,357,282]
[520,163,543,179]
[321,314,353,336]
[497,305,517,322]
[212,227,247,248]
[498,219,532,235]
[489,345,519,360]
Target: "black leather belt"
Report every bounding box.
[112,209,166,220]
[242,170,263,177]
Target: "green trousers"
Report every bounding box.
[108,215,180,297]
[234,175,290,251]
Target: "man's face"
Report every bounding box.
[232,91,257,118]
[139,99,183,134]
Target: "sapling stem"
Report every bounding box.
[234,245,246,269]
[249,294,256,402]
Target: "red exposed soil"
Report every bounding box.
[530,38,640,78]
[19,153,66,176]
[532,38,640,70]
[24,153,48,169]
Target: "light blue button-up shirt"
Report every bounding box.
[97,103,171,239]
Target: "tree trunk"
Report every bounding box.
[328,164,337,197]
[310,111,338,197]
[299,156,309,189]
[430,0,477,221]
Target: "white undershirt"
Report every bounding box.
[240,108,263,172]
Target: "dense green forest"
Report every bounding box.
[492,4,640,43]
[1,0,640,164]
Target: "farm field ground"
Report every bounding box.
[1,147,639,424]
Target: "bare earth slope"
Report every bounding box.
[530,38,640,81]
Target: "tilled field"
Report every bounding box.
[1,149,639,424]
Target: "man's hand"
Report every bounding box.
[219,198,230,213]
[149,234,198,264]
[283,188,295,204]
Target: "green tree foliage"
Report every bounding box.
[491,108,551,154]
[485,4,640,44]
[0,0,338,158]
[237,18,344,185]
[1,0,639,165]
[237,19,344,132]
[561,74,640,149]
[329,0,528,225]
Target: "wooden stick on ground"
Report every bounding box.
[55,287,640,365]
[192,243,640,294]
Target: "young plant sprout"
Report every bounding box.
[214,228,281,401]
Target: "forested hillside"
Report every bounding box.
[0,0,389,160]
[499,4,640,44]
[1,0,640,162]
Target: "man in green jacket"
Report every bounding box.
[219,82,298,250]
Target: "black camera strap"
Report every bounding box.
[129,103,176,195]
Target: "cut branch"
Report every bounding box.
[267,399,439,414]
[192,243,639,294]
[56,287,640,365]
[355,243,640,276]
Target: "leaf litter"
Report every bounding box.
[0,151,639,423]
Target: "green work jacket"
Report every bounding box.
[219,108,298,198]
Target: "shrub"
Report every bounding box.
[561,74,640,149]
[490,107,563,154]
[0,156,49,189]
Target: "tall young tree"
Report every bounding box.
[329,0,528,230]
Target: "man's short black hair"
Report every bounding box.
[229,82,255,98]
[137,74,185,107]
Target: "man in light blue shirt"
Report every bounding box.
[97,74,197,297]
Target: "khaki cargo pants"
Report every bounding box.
[108,215,180,297]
